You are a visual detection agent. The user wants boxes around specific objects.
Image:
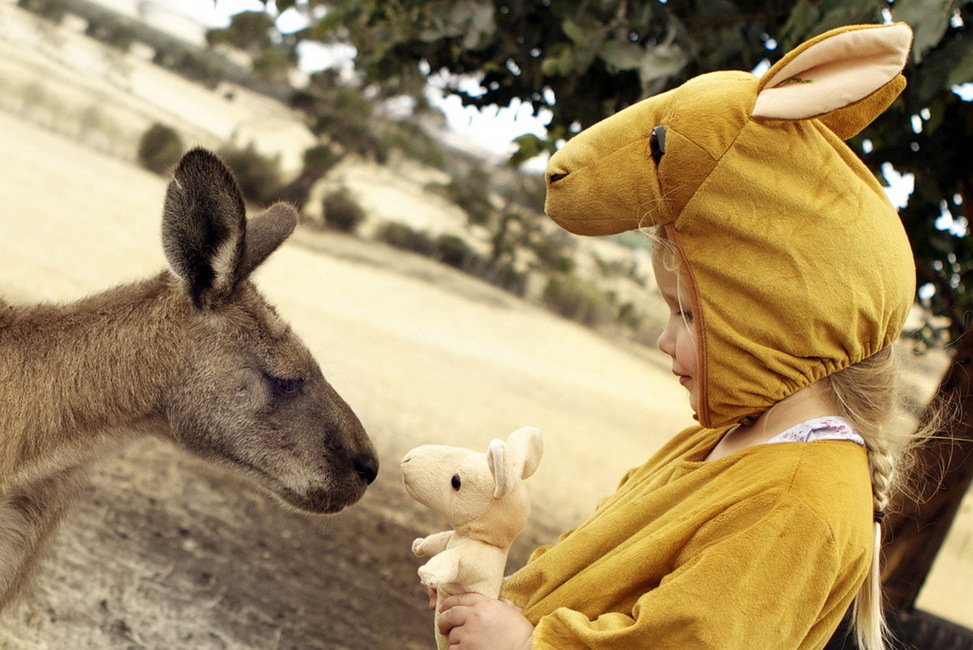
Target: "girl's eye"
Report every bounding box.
[681,310,694,323]
[451,474,462,490]
[266,374,304,397]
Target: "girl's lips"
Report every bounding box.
[675,373,691,387]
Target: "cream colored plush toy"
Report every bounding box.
[401,427,543,650]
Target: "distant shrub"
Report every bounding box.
[376,222,436,256]
[383,121,448,170]
[323,187,366,233]
[425,174,494,227]
[542,273,616,328]
[217,143,282,205]
[85,16,136,52]
[137,123,184,175]
[531,231,576,273]
[156,50,225,89]
[17,0,67,22]
[484,261,528,297]
[434,234,475,269]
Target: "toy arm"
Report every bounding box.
[417,550,461,589]
[412,530,453,558]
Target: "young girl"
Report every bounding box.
[435,22,919,650]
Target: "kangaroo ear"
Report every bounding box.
[240,202,298,278]
[162,148,246,309]
[751,23,912,136]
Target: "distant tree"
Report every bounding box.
[206,11,276,54]
[277,144,342,208]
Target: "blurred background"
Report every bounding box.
[0,0,970,647]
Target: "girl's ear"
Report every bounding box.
[751,23,912,137]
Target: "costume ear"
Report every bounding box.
[752,23,912,136]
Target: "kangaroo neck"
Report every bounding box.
[0,272,191,484]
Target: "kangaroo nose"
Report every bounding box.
[354,453,379,485]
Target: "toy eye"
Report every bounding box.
[649,125,667,165]
[451,474,462,490]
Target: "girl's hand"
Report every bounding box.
[438,593,533,650]
[427,586,438,610]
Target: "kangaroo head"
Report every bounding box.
[160,148,377,514]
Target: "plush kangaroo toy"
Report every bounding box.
[401,427,543,650]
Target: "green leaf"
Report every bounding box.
[891,0,954,63]
[638,44,689,83]
[695,0,739,20]
[777,0,821,50]
[598,40,645,72]
[509,133,551,167]
[462,2,496,50]
[562,19,587,46]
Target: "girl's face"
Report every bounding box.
[653,250,700,413]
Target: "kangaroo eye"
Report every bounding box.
[266,374,304,397]
[451,474,462,490]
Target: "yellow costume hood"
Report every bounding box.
[545,23,916,428]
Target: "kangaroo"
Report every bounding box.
[0,148,378,612]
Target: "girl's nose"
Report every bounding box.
[657,321,675,357]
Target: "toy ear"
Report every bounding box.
[487,439,511,499]
[751,23,911,137]
[486,427,543,498]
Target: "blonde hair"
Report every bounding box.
[827,347,918,650]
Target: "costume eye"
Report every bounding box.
[451,474,462,490]
[265,374,304,398]
[649,125,667,165]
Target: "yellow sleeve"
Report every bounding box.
[528,498,858,649]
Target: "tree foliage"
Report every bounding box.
[264,2,973,345]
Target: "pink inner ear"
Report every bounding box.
[752,24,911,121]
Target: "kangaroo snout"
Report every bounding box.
[354,453,379,485]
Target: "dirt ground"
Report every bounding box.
[0,110,696,648]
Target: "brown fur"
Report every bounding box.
[0,148,377,611]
